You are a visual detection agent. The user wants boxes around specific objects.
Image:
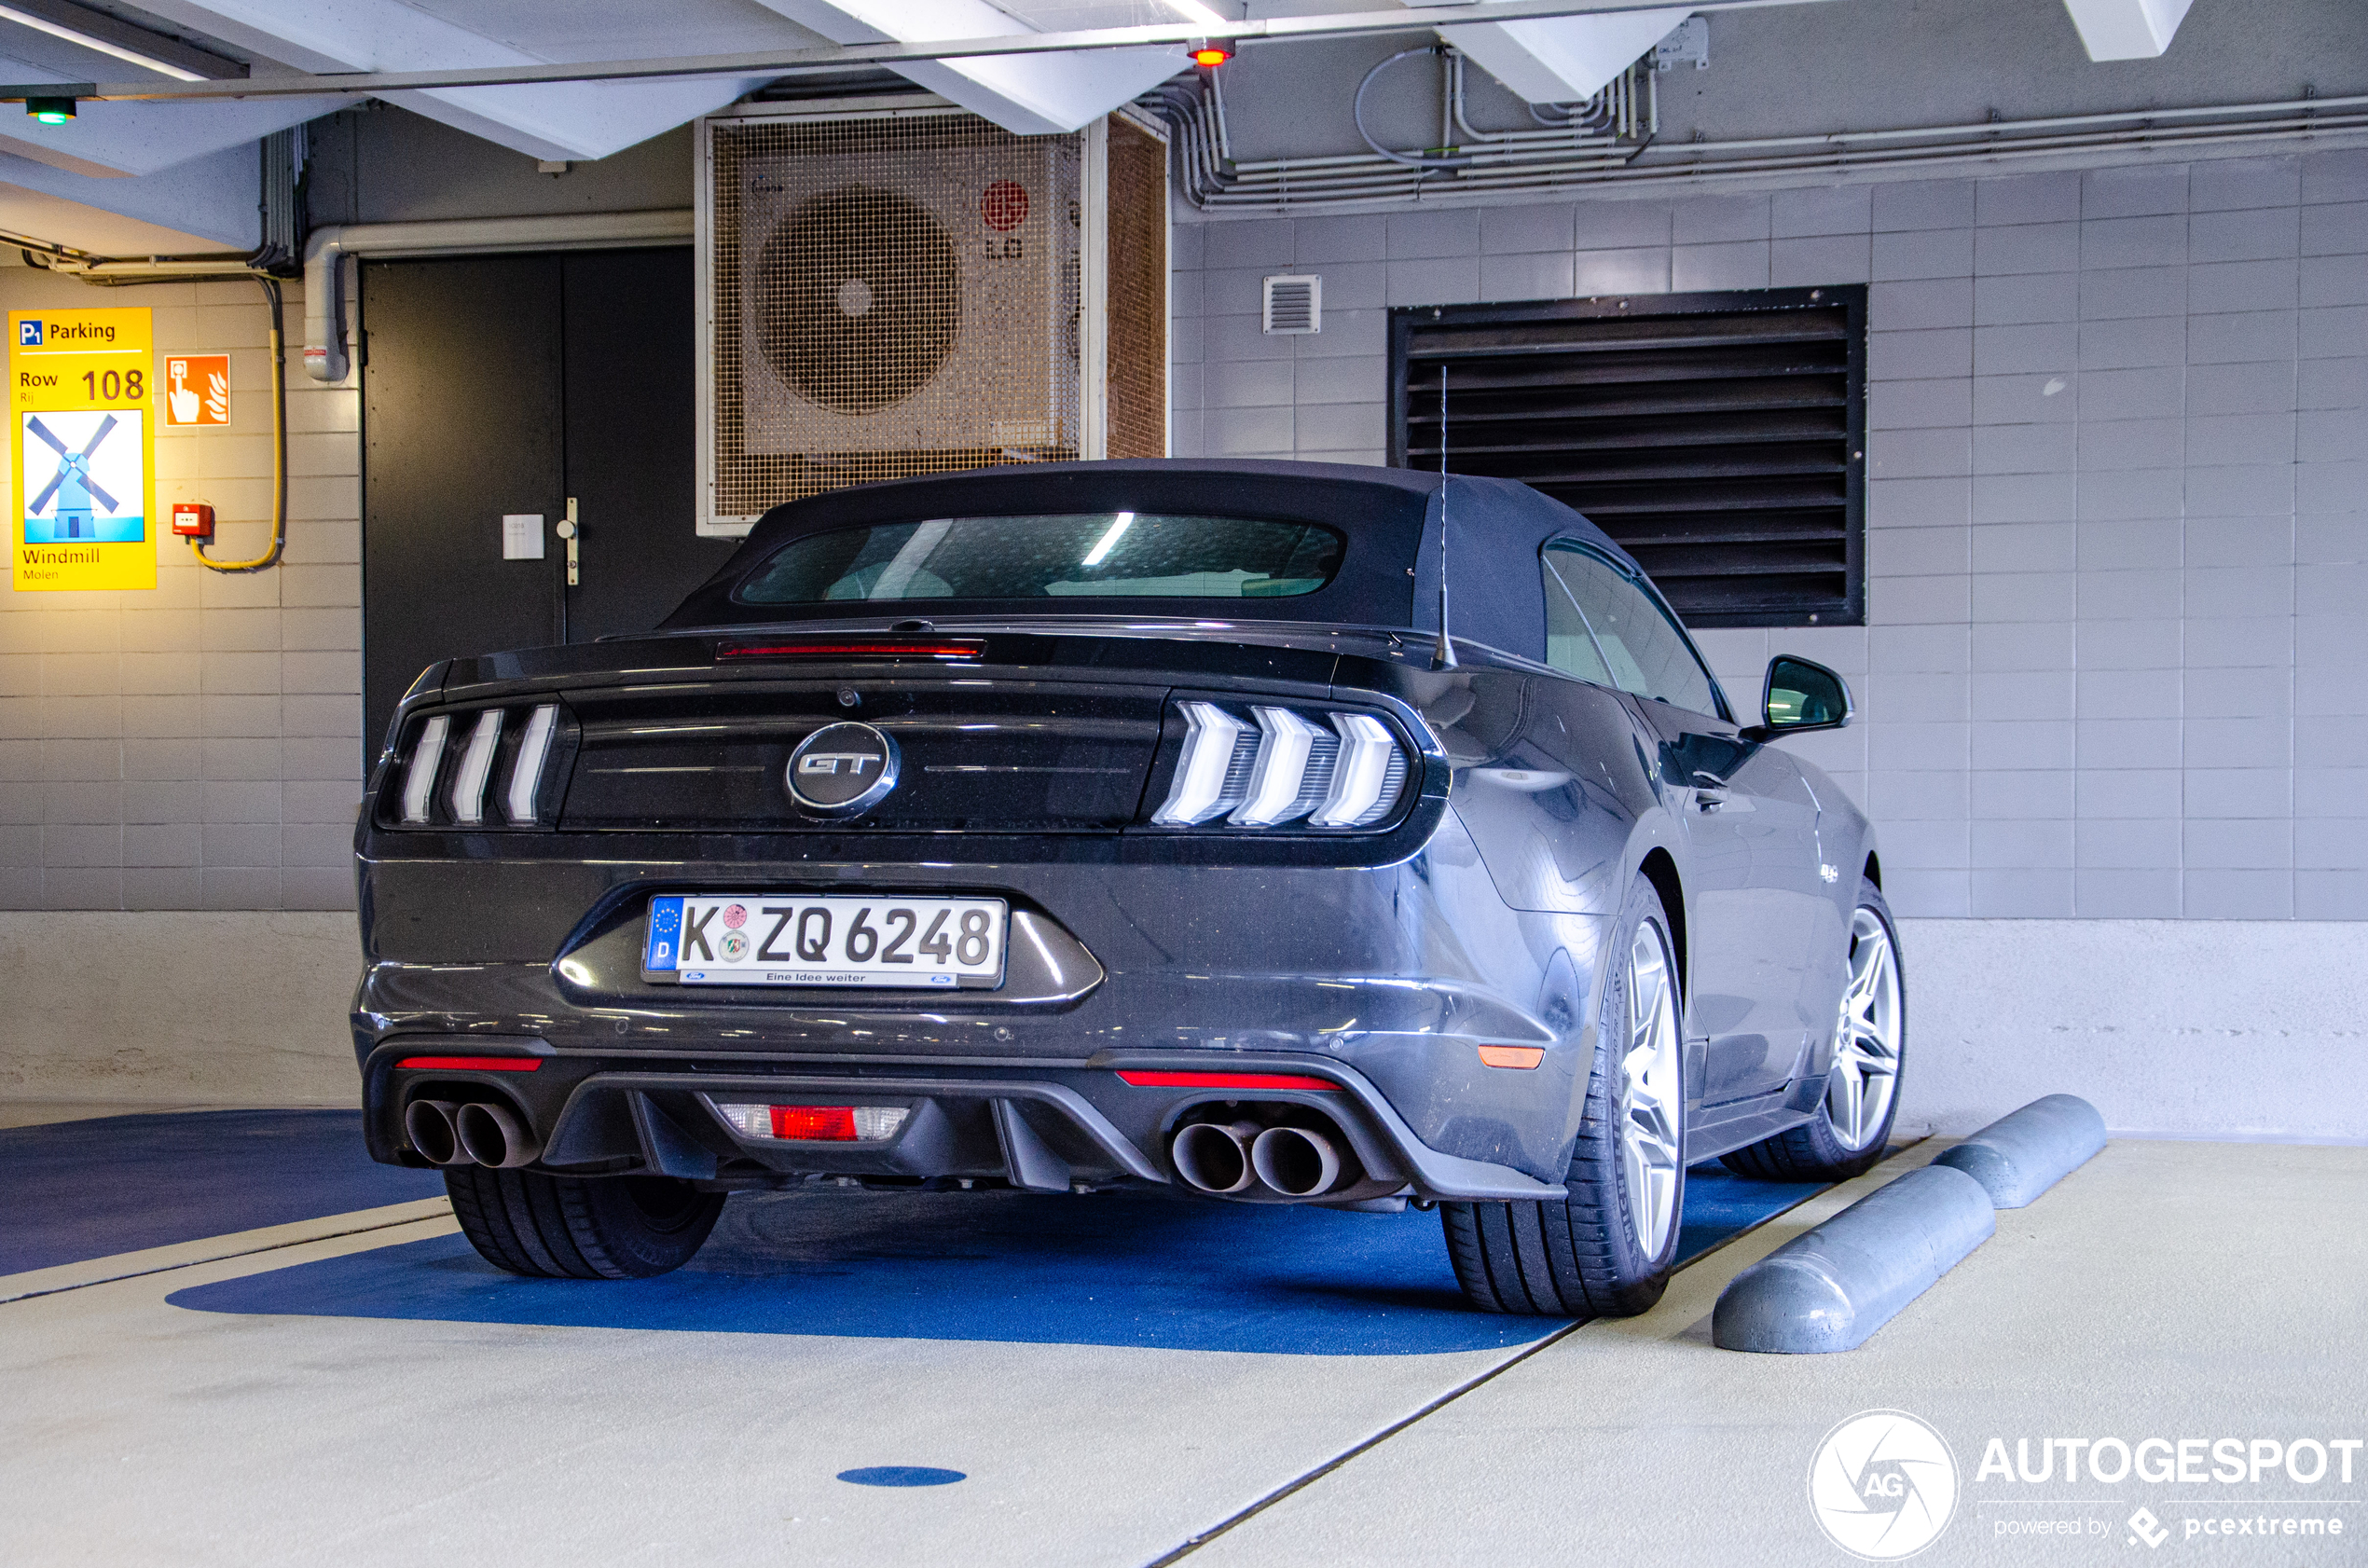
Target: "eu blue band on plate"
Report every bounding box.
[645,896,684,971]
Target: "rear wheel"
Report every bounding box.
[1721,878,1904,1183]
[446,1166,725,1279]
[1444,874,1686,1317]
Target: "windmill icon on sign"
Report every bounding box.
[26,413,119,539]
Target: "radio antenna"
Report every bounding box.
[1434,365,1456,670]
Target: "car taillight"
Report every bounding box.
[1151,700,1410,830]
[395,702,565,827]
[712,1103,910,1142]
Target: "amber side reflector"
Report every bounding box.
[1476,1046,1545,1070]
[1117,1071,1340,1091]
[395,1056,542,1072]
[716,639,984,662]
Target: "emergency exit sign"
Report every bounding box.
[11,307,156,592]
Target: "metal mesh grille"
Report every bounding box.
[710,114,1083,522]
[1105,114,1168,461]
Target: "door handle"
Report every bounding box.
[556,496,579,586]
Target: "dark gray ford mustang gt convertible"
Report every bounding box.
[355,459,1904,1317]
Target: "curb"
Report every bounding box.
[1932,1093,2108,1209]
[1712,1163,1996,1355]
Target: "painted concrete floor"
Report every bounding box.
[0,1108,2359,1568]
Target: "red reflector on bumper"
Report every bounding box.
[394,1056,542,1072]
[771,1106,859,1140]
[1117,1071,1340,1091]
[1476,1046,1546,1069]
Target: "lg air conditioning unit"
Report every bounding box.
[696,99,1169,535]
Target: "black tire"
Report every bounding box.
[1443,873,1687,1318]
[445,1166,725,1279]
[1721,877,1906,1183]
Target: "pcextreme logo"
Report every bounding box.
[1809,1410,1961,1561]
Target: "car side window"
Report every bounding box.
[1541,550,1617,686]
[1542,543,1723,718]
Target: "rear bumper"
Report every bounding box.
[359,1038,1566,1204]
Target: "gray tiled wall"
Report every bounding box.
[0,271,362,912]
[1172,153,2368,919]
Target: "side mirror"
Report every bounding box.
[1742,655,1853,742]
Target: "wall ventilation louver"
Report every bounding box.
[1391,287,1867,628]
[1262,275,1322,336]
[695,103,1168,536]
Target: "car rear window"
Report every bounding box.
[734,514,1345,604]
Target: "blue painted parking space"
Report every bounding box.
[0,1110,445,1275]
[167,1164,1824,1353]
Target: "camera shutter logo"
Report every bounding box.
[785,722,900,818]
[1808,1410,1959,1560]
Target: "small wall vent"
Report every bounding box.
[1263,274,1321,336]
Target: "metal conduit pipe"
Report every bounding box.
[1142,73,2368,213]
[301,209,693,381]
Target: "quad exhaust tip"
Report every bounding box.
[1171,1116,1345,1199]
[404,1098,461,1165]
[1251,1125,1341,1198]
[405,1096,542,1169]
[1171,1120,1260,1194]
[455,1100,542,1169]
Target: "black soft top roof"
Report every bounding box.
[661,459,1641,665]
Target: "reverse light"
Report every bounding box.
[713,1103,911,1142]
[1152,700,1409,830]
[391,702,571,830]
[505,704,558,824]
[1232,707,1330,826]
[400,714,449,824]
[1151,701,1249,825]
[449,709,503,825]
[1310,714,1403,828]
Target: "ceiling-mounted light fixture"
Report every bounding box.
[0,3,208,80]
[25,94,74,122]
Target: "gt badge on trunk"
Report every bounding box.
[786,721,899,818]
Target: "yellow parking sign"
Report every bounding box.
[11,306,156,591]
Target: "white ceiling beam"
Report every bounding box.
[751,0,1185,136]
[2060,0,2193,62]
[0,139,260,249]
[130,0,782,160]
[1410,2,1692,103]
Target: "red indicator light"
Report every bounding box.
[772,1105,859,1140]
[394,1056,542,1072]
[1117,1071,1339,1091]
[716,639,984,662]
[1191,44,1232,67]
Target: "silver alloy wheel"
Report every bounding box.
[1826,907,1902,1151]
[1618,919,1684,1259]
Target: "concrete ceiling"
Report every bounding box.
[0,0,2252,253]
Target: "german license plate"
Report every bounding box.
[641,894,1007,989]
